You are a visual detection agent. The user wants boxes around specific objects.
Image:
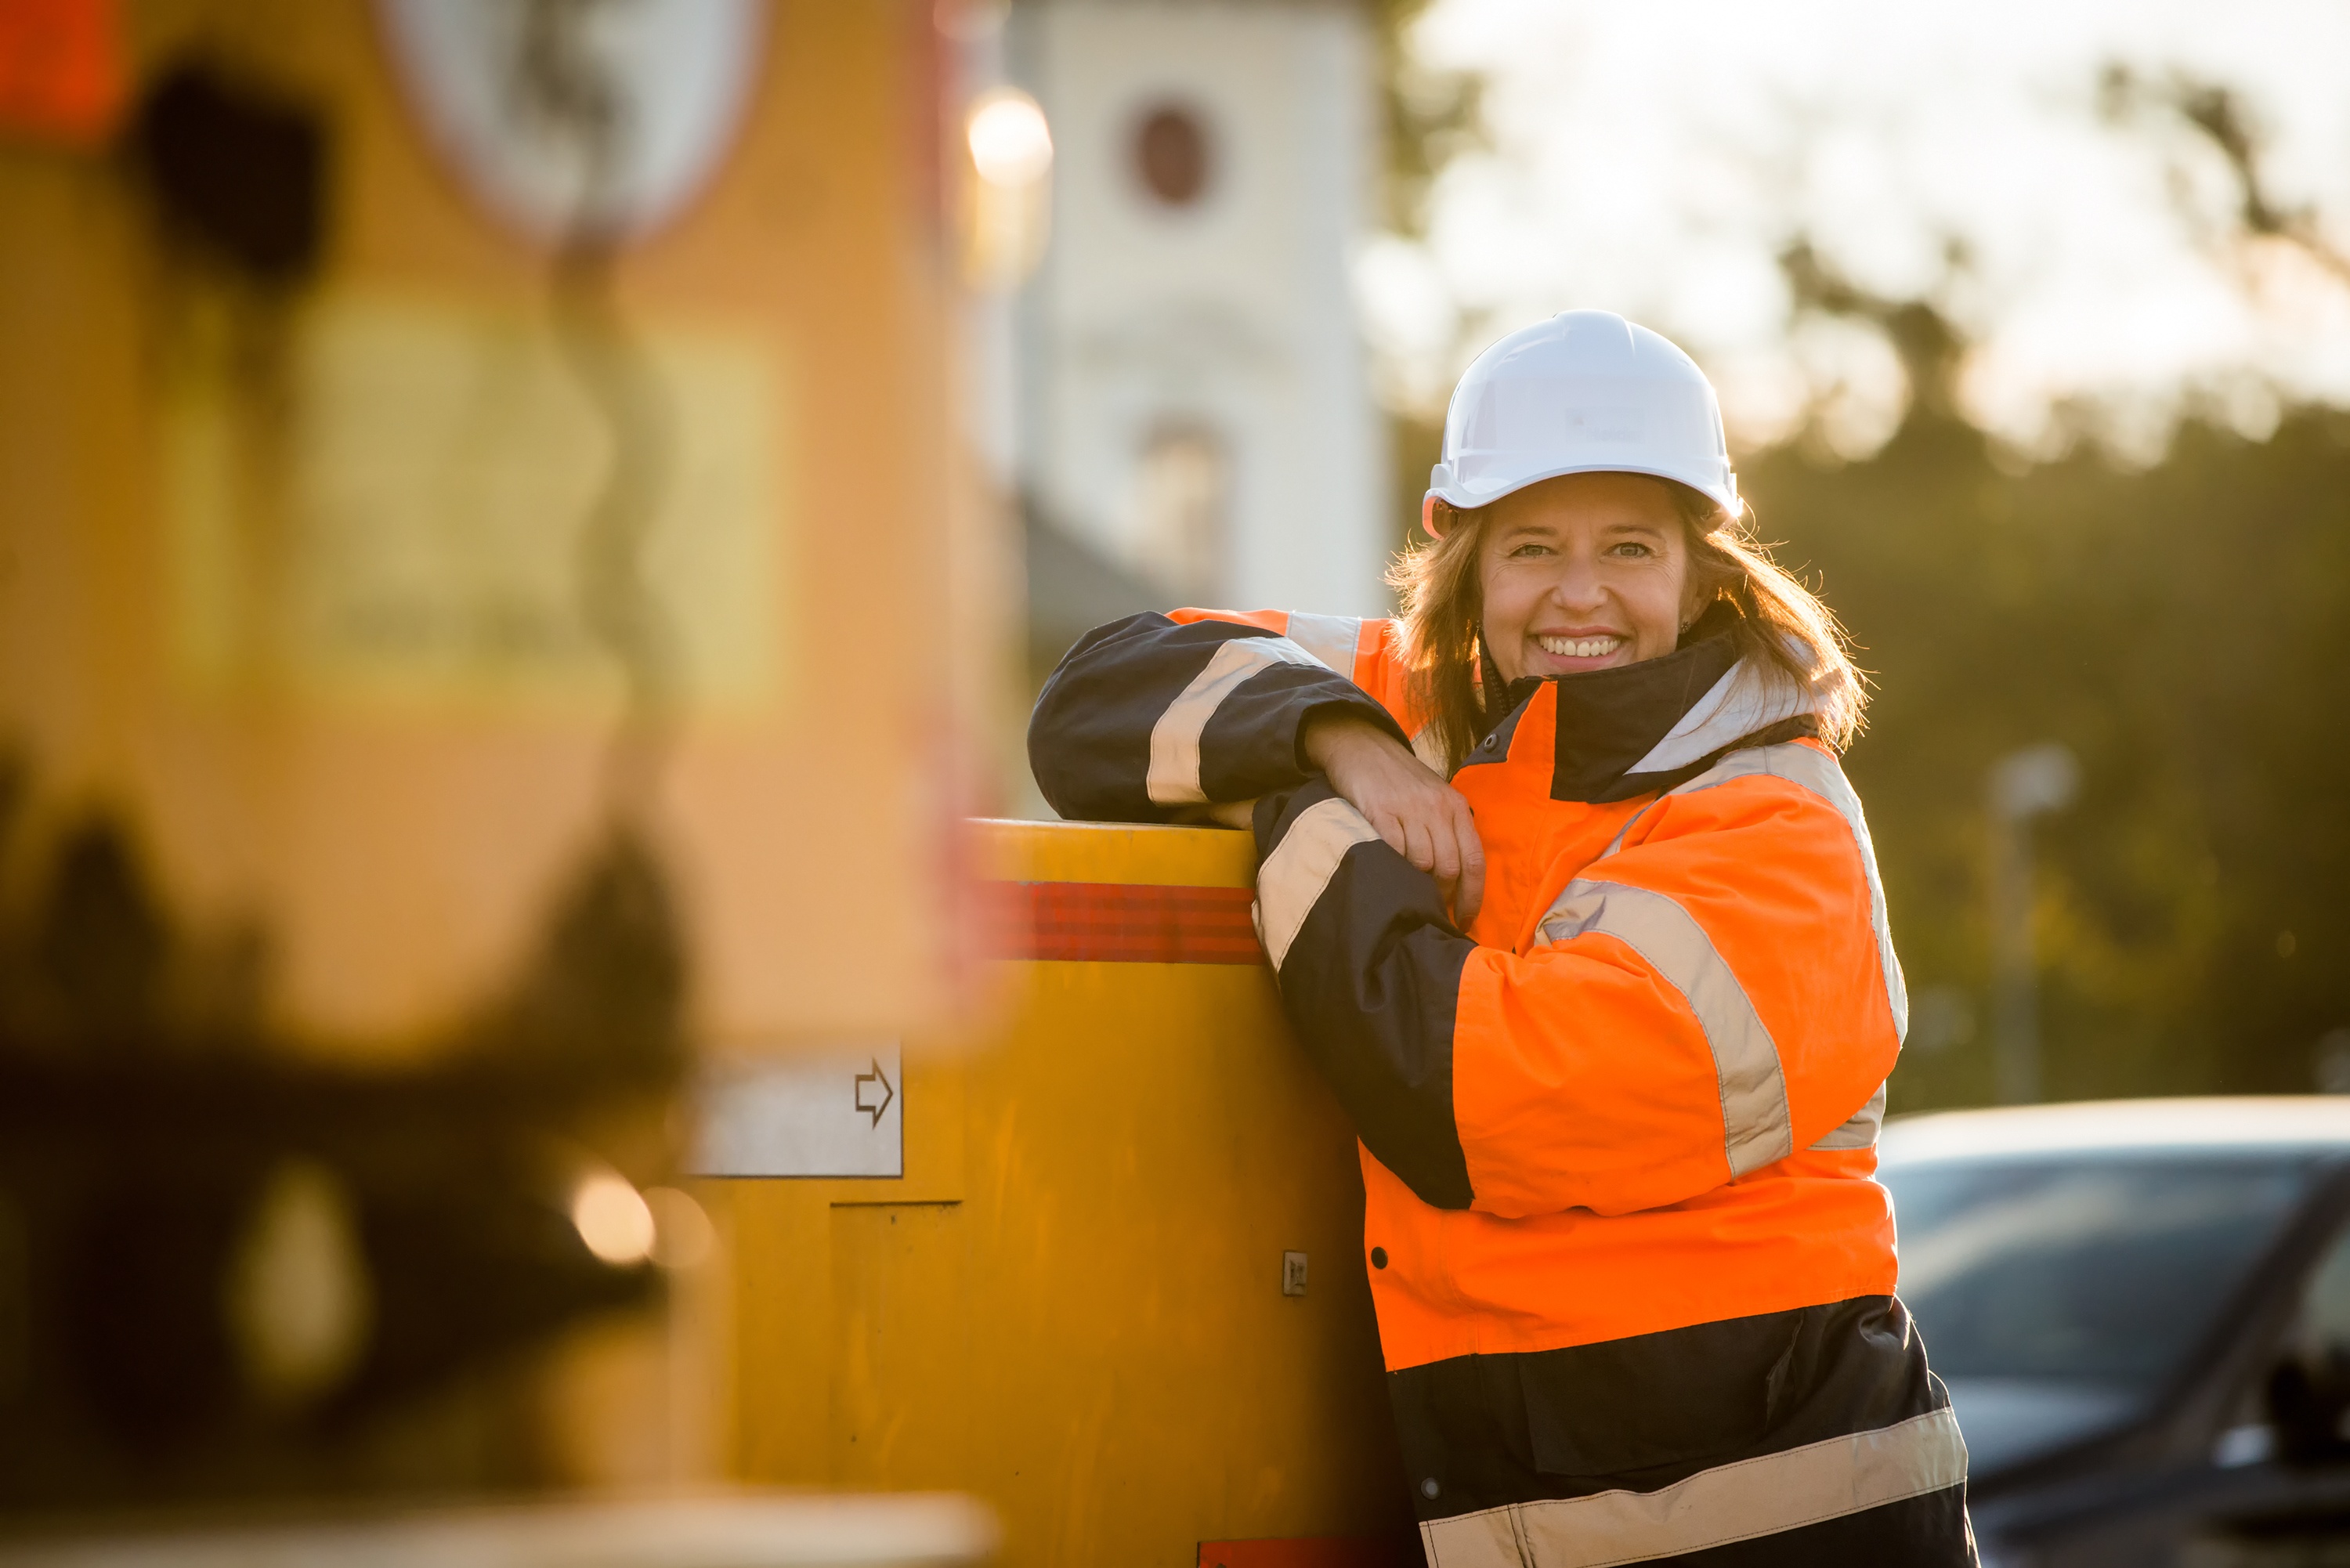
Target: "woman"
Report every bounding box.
[1029,310,1972,1565]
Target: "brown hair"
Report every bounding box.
[1387,482,1864,774]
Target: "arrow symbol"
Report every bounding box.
[855,1057,895,1129]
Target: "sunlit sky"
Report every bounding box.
[1358,0,2350,462]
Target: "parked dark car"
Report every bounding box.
[1881,1098,2350,1567]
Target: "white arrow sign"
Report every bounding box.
[691,1040,903,1179]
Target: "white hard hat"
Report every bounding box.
[1423,309,1737,536]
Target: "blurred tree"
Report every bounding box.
[1374,0,1468,558]
[1371,0,1479,244]
[1749,76,2350,1108]
[2098,65,2350,288]
[1745,372,2350,1111]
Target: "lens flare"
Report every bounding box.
[967,89,1054,189]
[571,1173,656,1266]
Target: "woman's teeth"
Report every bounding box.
[1538,635,1624,659]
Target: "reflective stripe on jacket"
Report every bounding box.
[1029,606,1970,1564]
[1027,609,1431,819]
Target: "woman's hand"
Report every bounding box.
[1302,714,1485,927]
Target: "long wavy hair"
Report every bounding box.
[1388,482,1865,775]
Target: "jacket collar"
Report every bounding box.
[1459,605,1823,804]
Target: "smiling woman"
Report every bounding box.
[1028,309,1966,1566]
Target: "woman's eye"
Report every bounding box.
[1607,542,1654,558]
[1511,543,1553,558]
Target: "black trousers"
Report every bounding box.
[1390,1295,1976,1567]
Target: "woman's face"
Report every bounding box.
[1477,471,1702,682]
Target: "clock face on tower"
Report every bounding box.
[374,0,765,241]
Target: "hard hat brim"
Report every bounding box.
[1424,457,1739,536]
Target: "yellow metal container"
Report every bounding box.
[707,818,1412,1565]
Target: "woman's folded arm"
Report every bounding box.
[1028,610,1405,822]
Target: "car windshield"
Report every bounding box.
[1882,1153,2319,1467]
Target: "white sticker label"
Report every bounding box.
[691,1042,903,1178]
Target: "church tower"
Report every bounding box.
[1008,0,1388,620]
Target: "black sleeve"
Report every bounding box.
[1027,612,1405,823]
[1252,780,1475,1209]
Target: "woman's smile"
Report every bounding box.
[1530,628,1632,671]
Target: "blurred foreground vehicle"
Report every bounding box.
[1882,1099,2350,1566]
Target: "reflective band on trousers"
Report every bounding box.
[1255,797,1380,971]
[1148,635,1325,805]
[1536,879,1793,1176]
[1418,1405,1968,1568]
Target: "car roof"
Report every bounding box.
[1880,1097,2350,1167]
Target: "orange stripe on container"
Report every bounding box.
[981,880,1263,964]
[1197,1538,1414,1568]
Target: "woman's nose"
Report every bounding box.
[1547,556,1607,612]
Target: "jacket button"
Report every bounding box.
[1421,1478,1441,1499]
[1369,1246,1387,1269]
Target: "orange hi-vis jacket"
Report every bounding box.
[1030,605,1971,1564]
[1370,666,1904,1366]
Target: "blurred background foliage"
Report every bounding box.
[1750,383,2350,1111]
[1376,5,2350,1111]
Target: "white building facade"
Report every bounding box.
[1008,0,1390,618]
